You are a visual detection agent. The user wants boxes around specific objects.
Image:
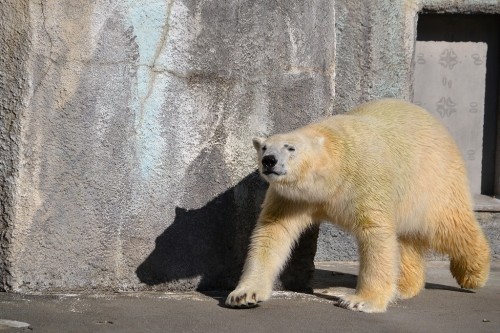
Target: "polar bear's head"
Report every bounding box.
[252,130,325,184]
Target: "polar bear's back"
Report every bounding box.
[316,99,465,173]
[348,99,455,148]
[313,99,472,232]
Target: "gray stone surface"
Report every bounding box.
[0,262,499,333]
[315,224,358,261]
[420,0,500,14]
[477,212,500,260]
[0,0,30,291]
[3,0,336,292]
[474,194,500,212]
[0,0,499,292]
[332,0,416,112]
[316,212,500,262]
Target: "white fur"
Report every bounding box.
[226,99,490,312]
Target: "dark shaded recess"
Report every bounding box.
[417,13,500,196]
[136,171,320,292]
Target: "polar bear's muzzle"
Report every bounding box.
[261,154,286,177]
[262,155,277,169]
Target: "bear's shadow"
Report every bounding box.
[136,171,318,297]
[136,171,266,292]
[312,269,473,304]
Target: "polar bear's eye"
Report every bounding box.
[262,146,267,152]
[287,146,296,152]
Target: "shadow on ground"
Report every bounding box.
[312,267,472,304]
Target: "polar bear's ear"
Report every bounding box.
[252,137,265,151]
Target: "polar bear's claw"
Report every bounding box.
[226,286,270,308]
[337,294,387,313]
[228,294,257,308]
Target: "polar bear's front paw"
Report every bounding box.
[225,285,271,308]
[337,294,388,313]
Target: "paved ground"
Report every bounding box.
[0,261,499,332]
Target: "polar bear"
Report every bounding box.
[226,99,491,313]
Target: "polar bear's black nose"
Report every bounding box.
[262,155,277,168]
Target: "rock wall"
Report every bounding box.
[1,0,498,291]
[3,0,336,291]
[0,0,30,291]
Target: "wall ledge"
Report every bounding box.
[474,194,500,212]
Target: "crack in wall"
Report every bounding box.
[30,0,56,98]
[137,0,175,126]
[114,0,176,284]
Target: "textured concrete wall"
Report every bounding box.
[316,212,500,262]
[3,0,336,291]
[0,0,30,291]
[1,0,499,292]
[332,0,416,112]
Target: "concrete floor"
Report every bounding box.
[0,261,499,332]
